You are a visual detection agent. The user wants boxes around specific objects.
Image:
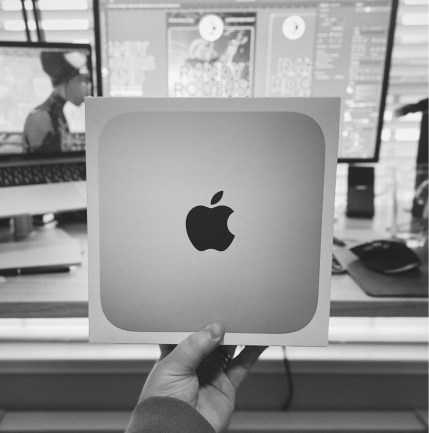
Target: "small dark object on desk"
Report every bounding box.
[0,266,70,276]
[351,239,422,274]
[57,210,87,223]
[333,236,346,247]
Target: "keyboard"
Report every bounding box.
[0,162,86,187]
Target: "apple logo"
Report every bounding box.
[186,191,235,251]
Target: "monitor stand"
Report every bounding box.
[0,215,82,274]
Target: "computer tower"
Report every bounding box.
[346,165,375,218]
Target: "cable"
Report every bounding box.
[20,0,31,42]
[31,0,44,42]
[93,0,103,96]
[281,346,294,410]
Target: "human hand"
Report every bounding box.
[139,322,266,433]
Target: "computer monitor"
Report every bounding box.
[0,42,93,221]
[94,0,397,163]
[0,42,93,272]
[0,41,93,158]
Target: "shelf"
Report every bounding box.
[0,410,427,433]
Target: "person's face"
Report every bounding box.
[65,74,91,106]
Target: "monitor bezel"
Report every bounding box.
[340,0,398,164]
[0,40,93,162]
[93,0,399,163]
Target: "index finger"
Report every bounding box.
[226,346,267,390]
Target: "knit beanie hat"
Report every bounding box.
[40,51,80,86]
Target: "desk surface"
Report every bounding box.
[0,220,427,318]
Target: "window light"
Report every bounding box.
[381,129,392,141]
[402,13,429,25]
[404,0,429,5]
[4,19,89,31]
[2,0,88,10]
[395,128,421,141]
[42,19,90,30]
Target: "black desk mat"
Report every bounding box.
[334,245,428,298]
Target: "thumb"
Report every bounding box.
[166,322,225,373]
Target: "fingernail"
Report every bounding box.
[207,322,223,339]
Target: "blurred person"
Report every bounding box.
[23,51,90,153]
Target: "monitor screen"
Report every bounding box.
[95,0,397,162]
[0,42,92,157]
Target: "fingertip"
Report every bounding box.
[168,322,226,370]
[205,321,225,340]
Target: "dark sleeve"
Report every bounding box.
[125,396,215,433]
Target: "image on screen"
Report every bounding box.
[96,0,396,161]
[0,44,92,156]
[167,11,256,97]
